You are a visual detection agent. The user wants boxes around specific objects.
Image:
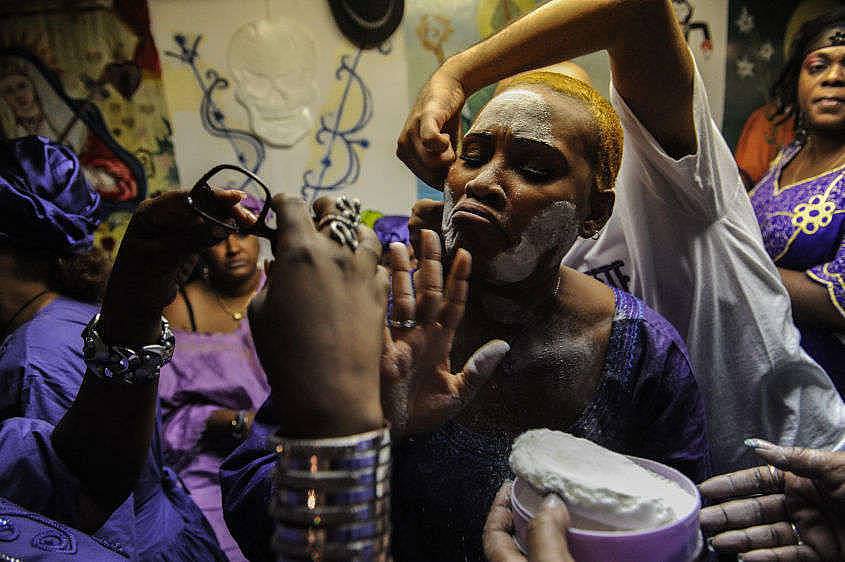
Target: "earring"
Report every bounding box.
[795,111,808,142]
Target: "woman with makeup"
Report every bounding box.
[221,73,710,562]
[396,0,845,475]
[749,9,845,395]
[159,218,269,562]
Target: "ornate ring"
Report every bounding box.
[790,522,804,546]
[387,318,417,329]
[316,195,363,252]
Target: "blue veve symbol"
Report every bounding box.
[164,34,266,176]
[300,44,390,202]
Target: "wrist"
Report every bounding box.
[277,403,384,439]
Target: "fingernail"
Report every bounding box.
[744,437,774,450]
[542,494,563,509]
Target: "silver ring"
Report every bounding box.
[387,318,416,329]
[790,522,804,546]
[317,196,362,252]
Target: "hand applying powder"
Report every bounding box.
[484,481,576,562]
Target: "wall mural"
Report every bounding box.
[0,1,178,256]
[164,33,266,175]
[300,45,388,203]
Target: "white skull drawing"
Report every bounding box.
[228,17,318,147]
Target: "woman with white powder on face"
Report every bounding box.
[383,70,710,562]
[397,0,845,476]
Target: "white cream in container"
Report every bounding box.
[509,429,696,531]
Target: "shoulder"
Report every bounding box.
[611,289,695,384]
[164,283,204,331]
[2,298,95,366]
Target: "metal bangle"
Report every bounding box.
[269,497,390,527]
[269,426,391,458]
[276,447,390,472]
[274,480,390,508]
[273,518,387,544]
[271,533,389,561]
[273,464,390,491]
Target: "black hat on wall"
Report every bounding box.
[327,0,405,49]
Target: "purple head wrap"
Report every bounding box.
[373,215,410,250]
[0,136,102,254]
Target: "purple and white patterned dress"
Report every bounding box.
[750,140,845,394]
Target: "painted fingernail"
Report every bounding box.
[744,437,775,449]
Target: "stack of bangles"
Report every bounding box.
[268,427,391,561]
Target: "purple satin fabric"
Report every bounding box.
[0,297,225,560]
[159,320,270,562]
[0,136,101,253]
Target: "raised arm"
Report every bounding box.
[51,189,252,532]
[398,0,695,187]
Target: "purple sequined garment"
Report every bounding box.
[220,288,710,562]
[750,141,845,394]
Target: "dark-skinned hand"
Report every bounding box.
[484,481,576,562]
[248,195,389,438]
[380,229,509,435]
[699,439,845,562]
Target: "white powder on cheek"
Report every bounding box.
[510,430,697,531]
[469,88,556,146]
[484,200,578,285]
[441,183,460,253]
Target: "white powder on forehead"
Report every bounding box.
[469,88,556,146]
[484,200,578,285]
[510,430,696,531]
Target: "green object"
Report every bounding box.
[361,209,384,228]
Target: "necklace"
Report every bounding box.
[1,289,51,337]
[214,290,256,321]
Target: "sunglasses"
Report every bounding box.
[188,164,277,242]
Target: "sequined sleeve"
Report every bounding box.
[807,238,845,319]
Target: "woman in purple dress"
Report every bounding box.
[160,225,269,561]
[750,10,845,394]
[0,136,244,560]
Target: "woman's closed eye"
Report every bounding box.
[518,163,553,182]
[459,148,488,167]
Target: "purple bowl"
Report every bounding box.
[510,456,702,562]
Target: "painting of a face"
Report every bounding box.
[0,73,39,118]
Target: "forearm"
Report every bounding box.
[52,250,173,527]
[779,267,845,331]
[447,0,678,90]
[444,0,694,154]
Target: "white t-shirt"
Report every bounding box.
[563,64,845,472]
